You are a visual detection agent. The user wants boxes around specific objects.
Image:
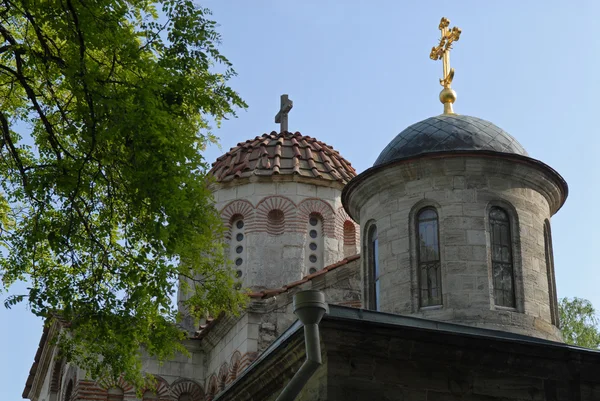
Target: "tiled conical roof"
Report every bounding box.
[209,131,356,184]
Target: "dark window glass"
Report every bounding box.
[309,242,317,251]
[369,226,380,311]
[489,207,515,307]
[309,229,318,238]
[309,216,318,226]
[544,220,559,326]
[236,233,244,241]
[417,208,442,307]
[236,220,244,229]
[179,394,193,401]
[64,381,74,401]
[235,258,243,266]
[236,270,242,278]
[309,254,317,263]
[236,246,243,254]
[309,267,317,274]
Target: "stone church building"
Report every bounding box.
[21,19,600,401]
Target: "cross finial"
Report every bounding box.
[430,17,462,114]
[274,94,293,133]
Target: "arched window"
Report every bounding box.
[306,213,324,274]
[417,208,442,307]
[179,393,193,401]
[266,209,285,235]
[230,215,246,281]
[107,387,124,401]
[489,207,515,307]
[343,220,357,257]
[544,220,559,326]
[367,225,380,310]
[63,380,73,401]
[142,390,159,401]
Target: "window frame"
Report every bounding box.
[415,207,443,308]
[544,219,559,327]
[485,201,523,311]
[363,221,380,311]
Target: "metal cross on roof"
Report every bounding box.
[430,17,462,114]
[274,94,293,132]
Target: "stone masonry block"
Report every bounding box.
[467,230,486,245]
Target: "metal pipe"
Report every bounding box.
[275,290,328,401]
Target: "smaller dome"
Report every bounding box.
[210,132,356,184]
[374,115,528,167]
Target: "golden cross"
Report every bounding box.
[430,17,461,114]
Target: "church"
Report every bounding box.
[22,18,600,401]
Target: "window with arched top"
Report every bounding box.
[417,208,442,307]
[63,380,73,401]
[230,215,246,281]
[343,220,357,257]
[489,207,515,307]
[178,393,193,401]
[306,213,324,274]
[107,387,124,401]
[544,220,559,326]
[266,209,285,235]
[367,225,380,310]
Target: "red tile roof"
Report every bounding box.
[209,132,356,184]
[22,324,50,398]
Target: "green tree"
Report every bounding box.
[559,297,600,349]
[0,0,246,387]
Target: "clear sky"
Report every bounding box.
[2,1,600,399]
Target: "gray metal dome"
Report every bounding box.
[374,114,527,166]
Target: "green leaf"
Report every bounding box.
[0,0,247,387]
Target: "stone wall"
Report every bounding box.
[345,155,565,340]
[201,313,260,394]
[139,340,204,385]
[323,318,599,401]
[213,177,359,290]
[254,257,362,354]
[202,256,361,399]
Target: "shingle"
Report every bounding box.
[374,115,528,166]
[210,131,356,184]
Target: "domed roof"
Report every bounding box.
[210,131,356,184]
[374,114,528,166]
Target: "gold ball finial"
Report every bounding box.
[439,87,457,114]
[439,87,456,104]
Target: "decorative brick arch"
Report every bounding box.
[298,198,335,237]
[205,375,218,401]
[220,199,255,238]
[97,375,135,400]
[49,358,65,396]
[336,206,359,245]
[170,379,205,401]
[141,375,171,400]
[253,196,297,234]
[228,351,242,383]
[217,363,229,391]
[237,351,258,375]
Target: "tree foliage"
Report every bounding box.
[559,297,600,349]
[0,0,246,387]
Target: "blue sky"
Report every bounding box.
[2,1,599,399]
